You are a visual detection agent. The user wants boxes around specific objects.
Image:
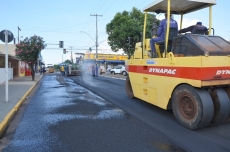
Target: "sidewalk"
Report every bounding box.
[0,73,42,137]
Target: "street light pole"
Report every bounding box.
[80,31,95,43]
[80,31,97,58]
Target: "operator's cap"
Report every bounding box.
[165,11,171,15]
[196,22,202,25]
[165,11,172,17]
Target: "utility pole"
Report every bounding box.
[18,27,21,43]
[70,46,73,63]
[90,14,102,61]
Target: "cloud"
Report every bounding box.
[156,15,200,29]
[177,18,200,29]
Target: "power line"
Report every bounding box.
[44,48,88,50]
[102,0,117,15]
[77,18,94,44]
[44,48,112,50]
[139,0,152,9]
[18,21,95,31]
[90,39,106,48]
[119,0,126,12]
[95,0,107,13]
[80,0,106,38]
[90,0,103,14]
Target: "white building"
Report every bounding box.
[0,43,45,83]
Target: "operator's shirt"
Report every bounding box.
[157,18,178,38]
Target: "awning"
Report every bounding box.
[83,60,105,63]
[0,54,19,60]
[96,60,105,63]
[39,60,45,65]
[40,62,45,65]
[83,60,125,64]
[105,60,125,64]
[83,60,96,63]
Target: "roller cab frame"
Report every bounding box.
[125,0,230,129]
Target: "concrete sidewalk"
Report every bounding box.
[0,73,42,137]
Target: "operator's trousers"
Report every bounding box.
[150,37,164,53]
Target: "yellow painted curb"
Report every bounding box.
[0,76,42,137]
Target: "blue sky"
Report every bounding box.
[0,0,229,65]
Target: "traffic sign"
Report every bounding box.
[63,49,66,54]
[59,41,64,48]
[0,30,14,43]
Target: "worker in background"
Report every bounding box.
[95,64,98,77]
[42,66,46,74]
[68,64,72,75]
[107,65,111,75]
[178,22,208,34]
[61,65,65,76]
[150,12,178,57]
[91,64,95,77]
[38,66,41,75]
[33,64,36,74]
[64,64,69,76]
[100,66,103,75]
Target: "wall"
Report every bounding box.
[0,68,13,84]
[0,44,19,77]
[0,44,16,56]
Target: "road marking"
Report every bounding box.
[100,75,126,80]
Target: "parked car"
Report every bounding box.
[110,65,128,76]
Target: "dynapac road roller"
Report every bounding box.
[125,0,230,129]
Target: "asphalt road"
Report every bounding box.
[0,73,229,152]
[69,73,230,152]
[0,73,184,152]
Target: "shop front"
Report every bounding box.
[83,53,127,74]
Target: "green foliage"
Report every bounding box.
[106,7,160,56]
[64,59,72,64]
[15,35,47,66]
[54,64,60,69]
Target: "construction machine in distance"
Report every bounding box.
[67,63,83,76]
[125,0,230,130]
[67,53,84,76]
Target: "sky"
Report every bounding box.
[0,0,229,66]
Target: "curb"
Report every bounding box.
[0,76,42,137]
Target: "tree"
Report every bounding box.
[53,64,60,70]
[64,59,72,64]
[15,35,47,81]
[106,7,160,57]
